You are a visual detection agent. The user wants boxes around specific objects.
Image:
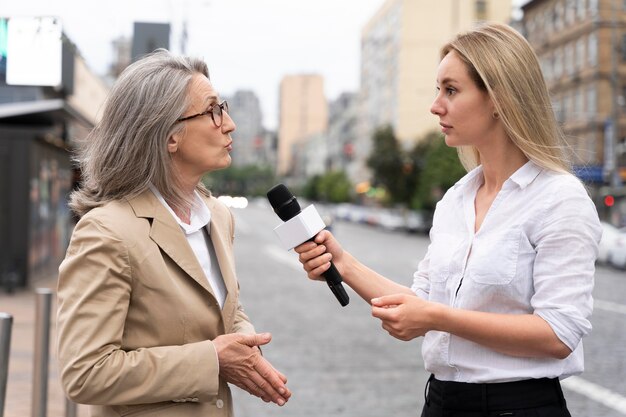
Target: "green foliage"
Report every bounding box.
[366,127,466,209]
[411,132,466,210]
[302,170,352,203]
[202,165,276,196]
[366,125,411,205]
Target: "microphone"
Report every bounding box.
[267,184,350,307]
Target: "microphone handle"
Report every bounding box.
[322,261,350,307]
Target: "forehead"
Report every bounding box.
[188,73,218,107]
[436,51,470,82]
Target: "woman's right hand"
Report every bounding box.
[294,230,344,280]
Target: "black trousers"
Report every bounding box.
[420,374,571,417]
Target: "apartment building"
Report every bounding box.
[277,74,328,175]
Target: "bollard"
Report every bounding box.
[65,397,77,417]
[0,313,13,417]
[32,289,53,417]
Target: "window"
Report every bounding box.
[566,0,576,24]
[587,85,596,117]
[554,48,564,78]
[623,34,626,61]
[574,88,583,119]
[475,0,488,20]
[565,43,574,76]
[588,33,597,66]
[576,38,585,71]
[554,3,563,31]
[589,0,598,14]
[578,0,586,19]
[542,53,553,82]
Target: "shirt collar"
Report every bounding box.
[149,185,211,235]
[507,160,543,189]
[453,160,543,191]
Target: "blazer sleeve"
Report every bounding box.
[56,214,221,405]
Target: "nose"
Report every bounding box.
[221,110,236,134]
[430,94,444,116]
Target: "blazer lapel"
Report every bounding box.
[204,197,238,328]
[128,190,216,298]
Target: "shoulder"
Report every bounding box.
[535,171,596,213]
[75,199,144,242]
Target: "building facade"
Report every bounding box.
[225,90,266,167]
[0,18,108,289]
[522,0,626,224]
[277,74,328,175]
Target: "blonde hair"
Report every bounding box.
[441,22,570,173]
[70,49,211,217]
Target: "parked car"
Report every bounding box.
[598,221,626,269]
[607,228,626,270]
[405,210,433,235]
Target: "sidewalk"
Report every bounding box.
[0,274,88,417]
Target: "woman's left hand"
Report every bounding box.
[371,294,435,341]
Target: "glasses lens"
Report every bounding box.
[212,101,227,127]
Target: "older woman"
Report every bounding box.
[295,23,601,417]
[57,49,290,416]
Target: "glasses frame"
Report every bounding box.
[176,100,229,127]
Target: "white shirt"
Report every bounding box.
[150,186,228,309]
[411,161,602,383]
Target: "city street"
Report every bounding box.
[231,201,626,417]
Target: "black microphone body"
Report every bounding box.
[267,184,350,307]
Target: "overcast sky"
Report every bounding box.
[3,0,525,129]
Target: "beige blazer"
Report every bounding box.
[57,190,255,417]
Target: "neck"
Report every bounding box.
[478,141,528,193]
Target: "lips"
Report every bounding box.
[225,141,233,151]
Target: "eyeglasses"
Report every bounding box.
[177,100,229,127]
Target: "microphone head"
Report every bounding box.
[267,184,302,221]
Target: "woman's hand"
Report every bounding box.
[371,294,437,341]
[294,230,344,280]
[213,333,291,405]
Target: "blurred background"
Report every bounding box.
[1,0,626,416]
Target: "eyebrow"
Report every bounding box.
[437,77,459,85]
[202,95,220,108]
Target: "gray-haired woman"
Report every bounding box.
[57,49,290,417]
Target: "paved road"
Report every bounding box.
[231,201,626,417]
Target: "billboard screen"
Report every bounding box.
[5,16,62,87]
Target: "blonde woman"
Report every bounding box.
[57,50,290,416]
[295,23,601,416]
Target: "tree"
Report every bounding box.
[302,170,352,203]
[411,132,466,210]
[202,165,276,196]
[366,125,409,206]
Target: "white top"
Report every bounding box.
[411,161,602,383]
[150,186,228,309]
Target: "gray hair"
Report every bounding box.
[70,49,210,217]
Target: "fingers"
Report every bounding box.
[296,243,332,280]
[215,333,290,406]
[371,294,406,307]
[371,305,396,321]
[240,332,272,348]
[252,356,291,404]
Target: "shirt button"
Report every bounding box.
[216,399,224,409]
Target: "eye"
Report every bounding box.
[446,87,457,96]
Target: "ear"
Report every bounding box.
[167,132,181,154]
